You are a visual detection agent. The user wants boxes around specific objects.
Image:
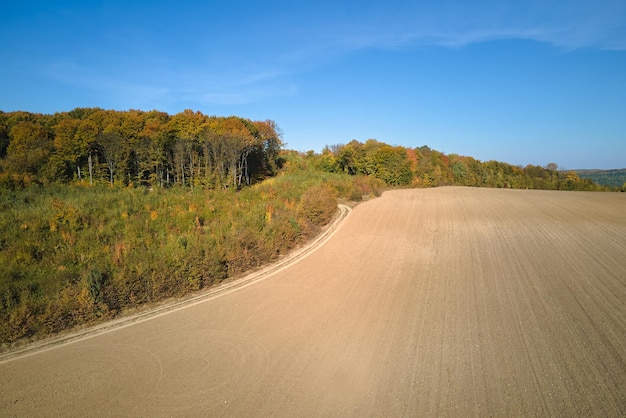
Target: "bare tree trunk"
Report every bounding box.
[88,153,93,185]
[109,164,114,184]
[189,158,193,189]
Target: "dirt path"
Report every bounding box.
[1,187,625,417]
[0,204,352,362]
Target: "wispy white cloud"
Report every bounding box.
[24,0,626,113]
[44,61,172,108]
[197,1,625,107]
[44,58,297,110]
[293,0,626,53]
[436,1,625,50]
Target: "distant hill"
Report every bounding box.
[572,169,626,187]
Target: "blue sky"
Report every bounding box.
[1,1,625,169]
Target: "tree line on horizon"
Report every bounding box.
[574,169,626,188]
[0,108,618,192]
[297,140,614,191]
[1,108,619,192]
[0,108,282,190]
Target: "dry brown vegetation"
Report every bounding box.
[1,187,625,416]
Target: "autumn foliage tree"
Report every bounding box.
[0,109,283,189]
[4,121,53,180]
[305,140,607,191]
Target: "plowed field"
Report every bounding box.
[2,187,625,417]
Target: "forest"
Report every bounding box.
[573,168,626,188]
[0,108,615,192]
[0,108,618,347]
[0,108,282,189]
[303,141,618,191]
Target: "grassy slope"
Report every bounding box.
[0,171,384,346]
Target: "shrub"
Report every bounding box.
[0,169,385,346]
[298,184,338,225]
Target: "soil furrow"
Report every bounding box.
[1,187,625,417]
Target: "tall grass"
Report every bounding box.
[0,171,384,346]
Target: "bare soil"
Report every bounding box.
[1,187,625,417]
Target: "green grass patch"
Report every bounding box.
[0,171,383,346]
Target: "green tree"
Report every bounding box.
[314,147,339,173]
[545,162,559,189]
[169,110,208,187]
[247,119,283,181]
[4,121,53,180]
[97,132,126,185]
[52,117,83,181]
[450,155,469,185]
[76,120,100,185]
[363,144,413,186]
[336,140,364,175]
[137,111,171,186]
[0,111,9,158]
